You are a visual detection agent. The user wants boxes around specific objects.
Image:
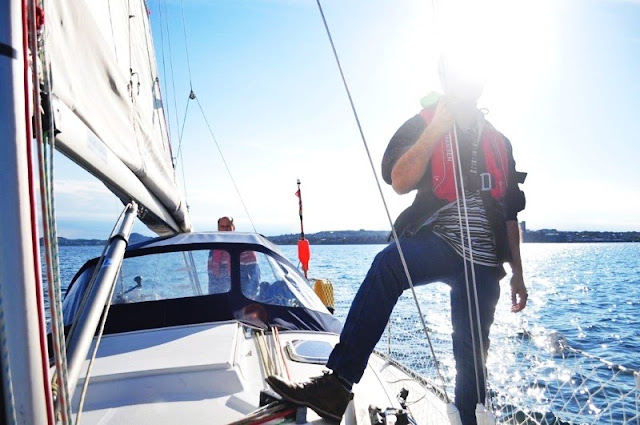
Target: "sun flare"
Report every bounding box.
[432,0,556,97]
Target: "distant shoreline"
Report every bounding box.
[49,228,640,246]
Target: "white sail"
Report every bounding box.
[45,0,190,235]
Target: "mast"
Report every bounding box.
[0,0,54,423]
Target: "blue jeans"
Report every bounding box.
[326,229,501,425]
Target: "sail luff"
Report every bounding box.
[0,0,53,422]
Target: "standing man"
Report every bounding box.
[266,61,528,424]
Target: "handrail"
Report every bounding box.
[65,202,138,400]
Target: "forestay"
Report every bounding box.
[45,0,190,235]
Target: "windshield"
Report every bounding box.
[240,250,325,310]
[62,247,327,325]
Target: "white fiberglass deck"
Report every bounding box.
[69,321,449,425]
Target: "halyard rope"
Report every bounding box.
[449,123,489,405]
[30,0,71,420]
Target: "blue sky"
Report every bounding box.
[53,0,640,238]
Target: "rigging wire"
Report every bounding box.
[28,0,70,421]
[127,1,146,197]
[155,0,191,208]
[175,92,192,210]
[160,0,183,149]
[176,93,191,160]
[449,125,485,404]
[432,0,494,406]
[428,0,495,409]
[173,0,197,210]
[179,150,190,211]
[179,0,194,89]
[156,0,169,120]
[313,0,451,403]
[195,97,257,232]
[161,0,194,208]
[159,0,256,231]
[156,0,178,166]
[73,204,135,425]
[137,0,172,162]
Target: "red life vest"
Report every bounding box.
[208,250,257,277]
[419,107,509,202]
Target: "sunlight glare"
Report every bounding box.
[433,0,556,98]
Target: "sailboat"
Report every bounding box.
[1,0,638,424]
[1,1,456,424]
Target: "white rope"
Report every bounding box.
[449,123,489,405]
[314,0,451,403]
[432,0,492,402]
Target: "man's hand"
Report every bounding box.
[390,97,454,194]
[431,96,455,135]
[510,272,528,313]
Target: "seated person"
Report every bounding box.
[240,250,260,296]
[208,248,232,294]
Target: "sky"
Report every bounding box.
[53,0,640,238]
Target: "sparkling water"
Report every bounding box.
[51,242,640,423]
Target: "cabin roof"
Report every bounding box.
[128,231,282,254]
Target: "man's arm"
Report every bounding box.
[391,99,453,194]
[506,220,528,312]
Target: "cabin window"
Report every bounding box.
[240,250,326,312]
[206,249,232,294]
[63,245,330,328]
[111,250,216,304]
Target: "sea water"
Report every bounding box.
[51,242,640,423]
[51,243,640,370]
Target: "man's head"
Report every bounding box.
[218,216,235,232]
[438,50,486,105]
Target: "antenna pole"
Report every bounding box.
[295,179,310,278]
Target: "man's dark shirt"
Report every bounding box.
[381,111,526,259]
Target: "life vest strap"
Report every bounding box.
[461,172,493,192]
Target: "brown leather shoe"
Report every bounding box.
[265,372,353,422]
